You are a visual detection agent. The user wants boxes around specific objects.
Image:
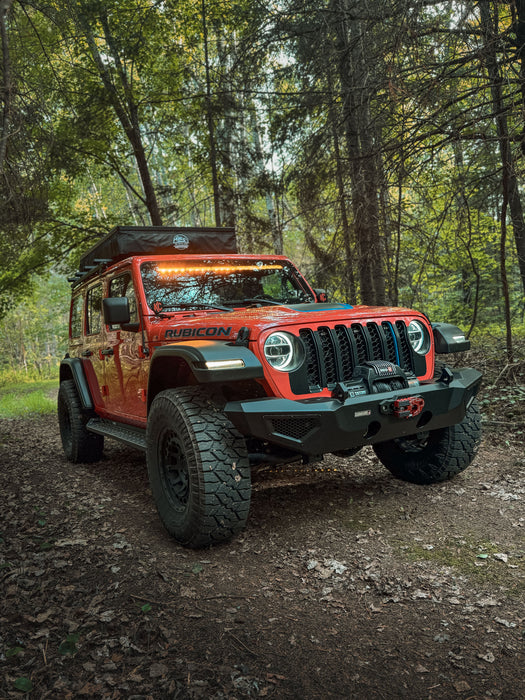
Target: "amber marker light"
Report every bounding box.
[157,264,284,275]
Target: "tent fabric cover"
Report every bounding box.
[79,226,237,271]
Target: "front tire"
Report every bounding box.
[146,387,251,548]
[373,398,481,485]
[57,379,104,463]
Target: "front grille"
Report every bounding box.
[296,321,415,393]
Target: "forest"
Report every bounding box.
[1,0,525,375]
[1,4,525,696]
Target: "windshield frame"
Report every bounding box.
[139,256,315,313]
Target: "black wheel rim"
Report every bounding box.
[159,429,190,511]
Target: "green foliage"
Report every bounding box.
[6,646,24,658]
[0,275,69,376]
[58,633,80,656]
[13,677,33,692]
[1,0,525,330]
[0,380,57,418]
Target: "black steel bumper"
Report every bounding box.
[225,367,482,455]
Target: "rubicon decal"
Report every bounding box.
[165,326,232,339]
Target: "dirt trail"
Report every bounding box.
[1,415,524,698]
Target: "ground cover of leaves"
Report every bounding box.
[1,415,524,699]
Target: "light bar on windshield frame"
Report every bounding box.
[157,264,284,275]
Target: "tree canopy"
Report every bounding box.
[1,0,524,338]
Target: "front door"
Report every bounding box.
[103,272,147,420]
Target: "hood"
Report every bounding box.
[153,302,428,344]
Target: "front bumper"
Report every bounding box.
[225,367,482,455]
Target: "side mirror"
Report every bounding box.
[432,322,470,353]
[314,288,328,303]
[103,297,130,326]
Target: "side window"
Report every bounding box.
[86,285,103,335]
[70,294,84,338]
[109,273,138,326]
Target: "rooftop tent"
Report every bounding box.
[78,226,237,271]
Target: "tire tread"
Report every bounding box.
[373,398,481,485]
[146,387,250,548]
[57,379,104,463]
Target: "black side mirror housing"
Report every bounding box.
[103,297,130,326]
[432,323,470,353]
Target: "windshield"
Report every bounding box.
[140,259,315,312]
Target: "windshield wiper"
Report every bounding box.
[156,302,234,313]
[222,297,283,307]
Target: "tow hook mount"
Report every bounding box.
[380,396,425,419]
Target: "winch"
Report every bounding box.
[332,360,420,401]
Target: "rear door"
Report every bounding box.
[81,282,108,411]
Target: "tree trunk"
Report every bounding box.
[78,10,162,226]
[327,65,356,301]
[332,0,386,306]
[251,110,283,254]
[480,0,525,297]
[500,164,514,362]
[0,0,13,174]
[513,0,525,157]
[214,32,239,229]
[202,0,221,227]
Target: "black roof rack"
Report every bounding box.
[70,226,237,287]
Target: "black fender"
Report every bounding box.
[432,323,470,354]
[148,340,264,408]
[59,357,94,410]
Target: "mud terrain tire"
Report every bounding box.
[57,379,104,463]
[146,387,251,548]
[373,398,481,485]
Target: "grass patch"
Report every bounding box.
[0,379,58,418]
[399,537,525,595]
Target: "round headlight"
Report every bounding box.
[407,320,430,355]
[263,332,304,372]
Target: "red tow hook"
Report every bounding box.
[392,396,425,419]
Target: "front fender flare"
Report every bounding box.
[59,357,93,410]
[148,342,264,405]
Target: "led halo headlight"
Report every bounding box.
[263,331,305,372]
[407,320,430,355]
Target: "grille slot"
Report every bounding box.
[351,323,368,364]
[270,416,318,440]
[300,328,321,388]
[334,325,356,381]
[395,320,413,369]
[295,321,415,393]
[318,327,338,386]
[382,321,399,364]
[367,322,384,360]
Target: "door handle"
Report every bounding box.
[81,350,92,357]
[100,348,114,356]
